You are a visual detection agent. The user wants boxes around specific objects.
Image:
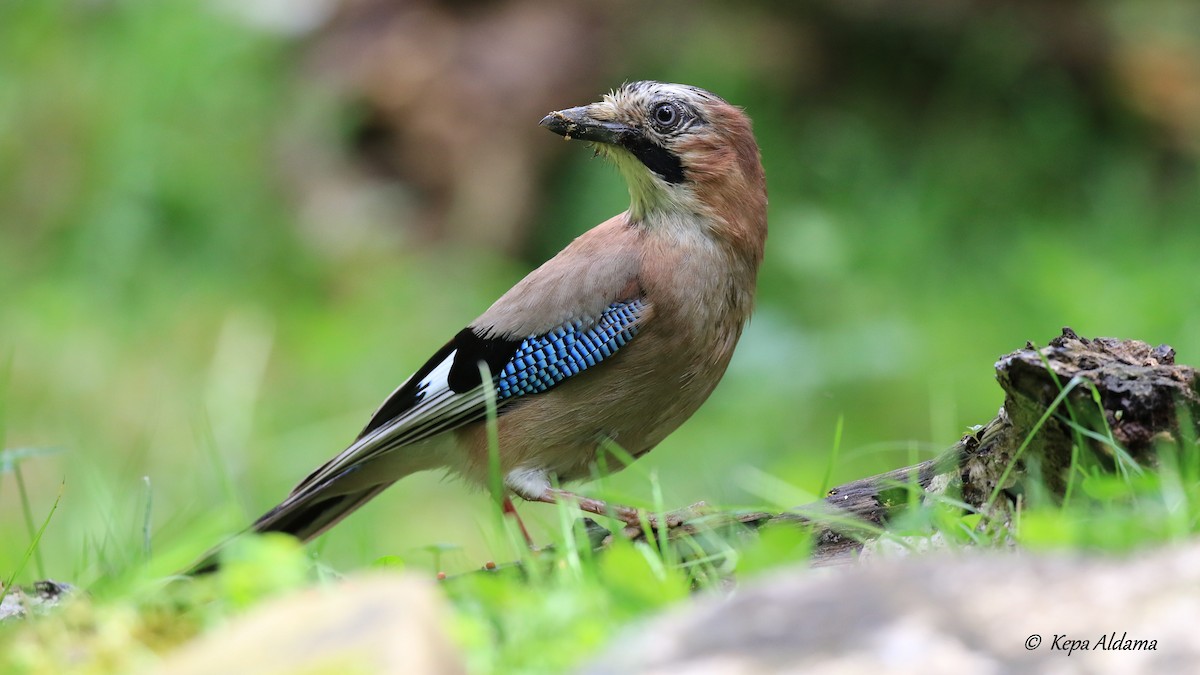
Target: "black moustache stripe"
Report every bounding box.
[621,136,685,184]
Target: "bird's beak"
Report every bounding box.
[539,105,633,144]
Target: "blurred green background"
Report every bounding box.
[3,0,1199,579]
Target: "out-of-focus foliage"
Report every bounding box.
[2,0,1199,585]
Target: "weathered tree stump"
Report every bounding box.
[996,328,1194,495]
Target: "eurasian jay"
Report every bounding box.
[251,81,768,544]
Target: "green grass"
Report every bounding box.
[4,393,1199,673]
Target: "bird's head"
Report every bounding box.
[541,81,766,252]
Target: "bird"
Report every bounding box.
[243,81,767,549]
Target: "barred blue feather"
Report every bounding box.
[495,299,645,400]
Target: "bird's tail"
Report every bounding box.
[249,476,396,543]
[187,475,395,575]
[187,437,444,575]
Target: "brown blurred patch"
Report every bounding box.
[1113,39,1200,154]
[302,0,613,256]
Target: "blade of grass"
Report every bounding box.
[1154,442,1190,540]
[0,350,10,456]
[817,414,844,496]
[0,447,64,473]
[1082,381,1142,478]
[555,484,585,581]
[2,447,65,508]
[649,471,672,566]
[1054,412,1143,477]
[14,462,47,579]
[986,375,1087,510]
[196,410,240,514]
[598,439,642,477]
[1175,401,1199,484]
[0,480,64,606]
[675,534,731,588]
[906,439,921,510]
[477,363,503,513]
[1032,347,1089,505]
[142,475,153,559]
[476,361,530,566]
[737,465,820,509]
[590,437,623,508]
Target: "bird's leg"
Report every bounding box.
[505,468,698,531]
[533,488,691,530]
[501,496,537,549]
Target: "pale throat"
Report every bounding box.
[607,150,706,225]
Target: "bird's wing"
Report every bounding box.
[291,297,649,493]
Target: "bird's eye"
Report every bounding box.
[651,102,681,130]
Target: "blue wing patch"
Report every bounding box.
[494,299,645,401]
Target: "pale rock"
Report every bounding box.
[582,544,1200,674]
[155,574,463,675]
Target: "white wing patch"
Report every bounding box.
[293,349,491,493]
